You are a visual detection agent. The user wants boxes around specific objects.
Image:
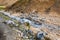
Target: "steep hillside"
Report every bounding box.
[5,0,60,26]
[0,0,60,13]
[6,0,55,12]
[0,0,60,40]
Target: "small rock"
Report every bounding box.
[40,17,46,22]
[34,21,42,25]
[36,32,44,40]
[5,20,15,25]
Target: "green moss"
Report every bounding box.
[19,25,25,31]
[0,13,10,20]
[0,6,5,10]
[0,8,4,10]
[24,22,30,30]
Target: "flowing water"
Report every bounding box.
[0,11,42,28]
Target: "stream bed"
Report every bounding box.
[0,11,60,40]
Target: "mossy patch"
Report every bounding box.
[25,22,30,30]
[0,13,10,20]
[12,19,18,24]
[0,6,6,10]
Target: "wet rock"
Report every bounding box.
[21,18,32,24]
[4,20,15,25]
[26,17,32,21]
[34,21,42,25]
[3,20,19,27]
[36,32,45,40]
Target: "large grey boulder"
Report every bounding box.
[0,23,10,40]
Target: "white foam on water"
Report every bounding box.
[0,11,42,28]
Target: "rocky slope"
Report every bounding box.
[4,0,60,25]
[0,0,60,40]
[0,11,60,40]
[6,0,55,12]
